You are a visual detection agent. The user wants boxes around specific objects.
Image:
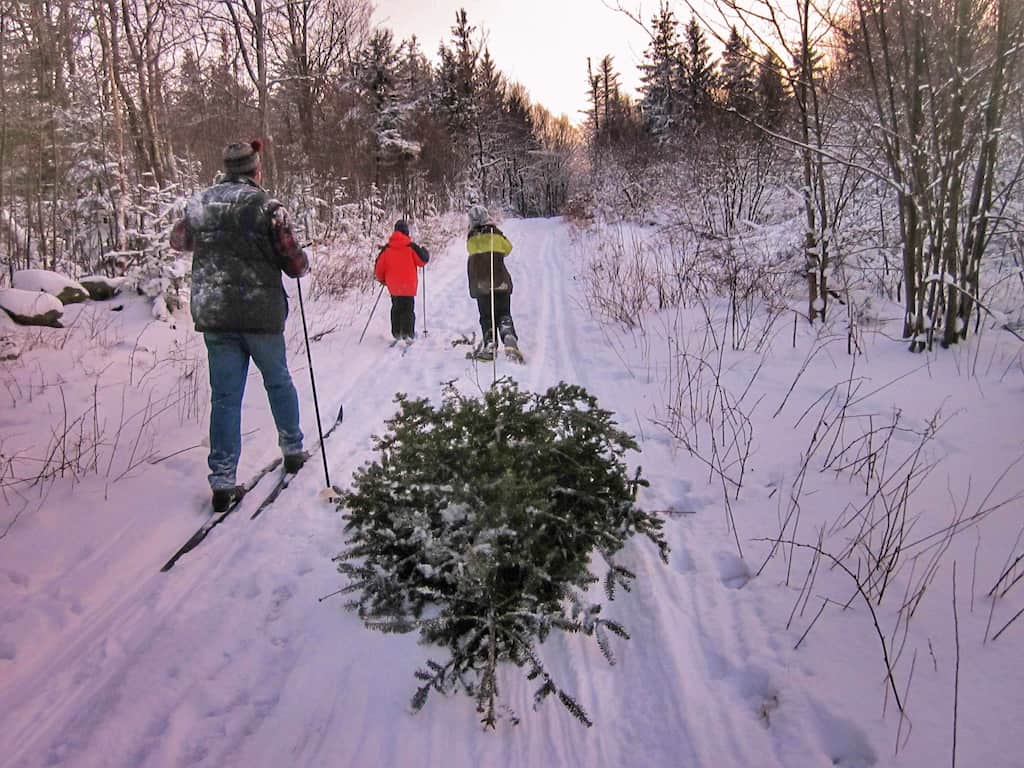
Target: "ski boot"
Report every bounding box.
[284,451,310,474]
[501,330,524,363]
[468,330,498,361]
[212,485,246,514]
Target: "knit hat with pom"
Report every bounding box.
[468,204,490,228]
[223,139,263,175]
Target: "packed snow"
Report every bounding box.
[0,217,1022,768]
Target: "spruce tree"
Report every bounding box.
[589,55,638,153]
[681,15,717,125]
[638,2,683,137]
[435,10,480,138]
[756,50,788,129]
[720,27,756,118]
[356,29,417,188]
[336,380,669,728]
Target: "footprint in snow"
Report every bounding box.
[700,644,730,680]
[2,567,29,588]
[734,665,782,727]
[265,583,295,624]
[714,550,751,589]
[669,545,696,574]
[810,699,878,767]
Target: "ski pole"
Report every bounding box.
[420,265,428,337]
[295,274,331,488]
[488,235,497,383]
[358,284,386,344]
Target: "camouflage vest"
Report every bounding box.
[188,177,288,333]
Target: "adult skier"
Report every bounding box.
[170,139,310,513]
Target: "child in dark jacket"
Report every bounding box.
[466,205,518,355]
[374,220,429,340]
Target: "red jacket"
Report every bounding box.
[374,231,429,297]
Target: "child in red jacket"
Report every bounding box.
[374,220,430,340]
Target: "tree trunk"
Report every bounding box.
[225,0,276,187]
[795,3,826,323]
[94,0,129,253]
[955,0,1020,342]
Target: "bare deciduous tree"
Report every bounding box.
[850,0,1024,349]
[270,0,370,162]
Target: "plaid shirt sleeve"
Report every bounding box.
[169,218,193,251]
[268,204,309,278]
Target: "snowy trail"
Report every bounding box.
[2,218,879,768]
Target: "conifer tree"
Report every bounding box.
[168,33,253,177]
[720,26,756,118]
[355,29,421,189]
[586,55,638,154]
[586,57,602,136]
[638,2,683,137]
[474,47,506,198]
[435,9,479,138]
[501,82,542,214]
[336,381,669,728]
[680,15,716,125]
[755,50,788,129]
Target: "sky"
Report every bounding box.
[372,0,654,123]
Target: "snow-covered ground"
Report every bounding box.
[1,217,1022,767]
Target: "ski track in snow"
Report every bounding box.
[1,218,877,768]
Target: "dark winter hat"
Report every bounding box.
[222,139,263,175]
[394,219,410,235]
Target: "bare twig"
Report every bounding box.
[990,606,1024,642]
[952,562,961,768]
[755,537,904,714]
[793,598,828,651]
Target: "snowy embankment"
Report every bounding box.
[0,217,1022,768]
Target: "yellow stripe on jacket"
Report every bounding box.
[467,231,513,257]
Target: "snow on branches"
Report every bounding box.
[333,379,669,728]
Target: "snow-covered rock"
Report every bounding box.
[79,275,124,301]
[0,310,21,359]
[12,269,89,305]
[0,287,64,327]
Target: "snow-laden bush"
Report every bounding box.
[585,162,655,225]
[335,380,669,728]
[579,220,799,348]
[305,209,461,301]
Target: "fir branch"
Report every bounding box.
[334,380,668,728]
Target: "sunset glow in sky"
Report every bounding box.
[373,0,651,122]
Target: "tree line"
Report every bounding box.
[1,0,1020,351]
[582,0,1022,349]
[0,1,575,281]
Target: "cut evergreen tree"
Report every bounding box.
[334,379,669,728]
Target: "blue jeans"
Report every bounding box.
[204,332,304,490]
